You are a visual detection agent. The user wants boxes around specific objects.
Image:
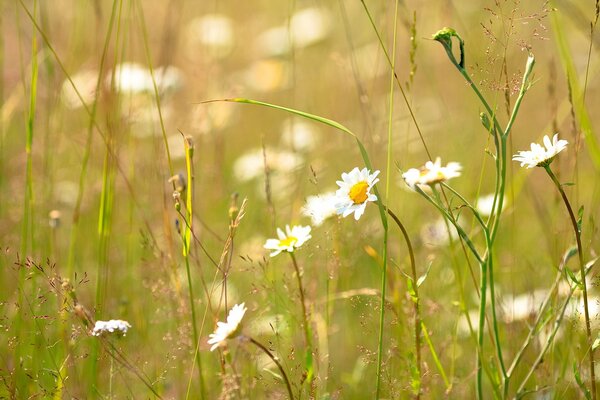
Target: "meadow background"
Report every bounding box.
[1,0,600,398]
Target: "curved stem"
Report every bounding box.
[386,207,422,397]
[248,337,295,400]
[289,252,314,392]
[544,165,596,400]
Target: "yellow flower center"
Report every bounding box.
[279,236,298,248]
[349,181,369,204]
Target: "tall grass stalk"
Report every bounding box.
[289,252,315,395]
[544,165,596,399]
[376,1,399,397]
[182,136,206,399]
[15,0,38,395]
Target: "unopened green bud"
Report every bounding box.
[432,27,465,69]
[480,112,491,133]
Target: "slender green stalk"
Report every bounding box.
[16,1,38,394]
[248,337,295,400]
[182,137,206,398]
[421,321,450,390]
[66,0,118,277]
[376,3,398,397]
[386,207,422,397]
[289,252,314,393]
[544,165,596,400]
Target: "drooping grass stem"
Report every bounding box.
[544,165,596,400]
[289,252,314,394]
[248,337,295,400]
[385,207,422,397]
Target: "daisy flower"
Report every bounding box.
[334,167,380,220]
[402,157,461,188]
[512,134,568,168]
[264,225,312,257]
[207,303,247,351]
[92,319,132,337]
[301,192,337,226]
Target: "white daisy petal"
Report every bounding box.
[207,303,247,351]
[512,134,568,168]
[264,224,312,257]
[402,157,462,188]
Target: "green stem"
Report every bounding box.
[248,337,295,400]
[289,252,314,392]
[183,138,206,399]
[544,165,596,400]
[385,207,421,398]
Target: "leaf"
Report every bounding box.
[573,362,592,400]
[577,205,584,234]
[417,261,433,288]
[592,334,600,351]
[565,267,581,287]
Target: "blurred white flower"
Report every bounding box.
[335,167,379,221]
[281,119,318,152]
[420,218,459,248]
[255,7,331,57]
[61,69,99,109]
[475,194,506,217]
[187,14,234,57]
[207,303,247,351]
[501,290,547,324]
[302,192,337,226]
[402,157,461,188]
[512,134,568,168]
[233,147,303,182]
[92,319,132,337]
[264,225,312,257]
[108,63,183,95]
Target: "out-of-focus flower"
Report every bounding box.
[420,218,459,248]
[302,192,338,226]
[334,167,379,221]
[233,147,303,182]
[61,69,99,109]
[49,210,61,229]
[264,225,312,257]
[402,157,461,188]
[512,134,568,168]
[187,14,234,57]
[107,63,183,95]
[255,7,331,57]
[207,303,247,351]
[475,194,506,217]
[92,319,132,337]
[501,290,548,324]
[281,119,319,152]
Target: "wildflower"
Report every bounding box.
[92,319,132,337]
[207,303,247,351]
[301,192,337,226]
[334,167,380,220]
[512,134,568,168]
[402,157,461,188]
[475,194,506,217]
[264,225,312,257]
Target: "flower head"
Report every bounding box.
[301,192,337,226]
[512,134,568,168]
[402,157,461,189]
[207,303,247,351]
[334,167,380,220]
[264,225,312,257]
[92,319,132,337]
